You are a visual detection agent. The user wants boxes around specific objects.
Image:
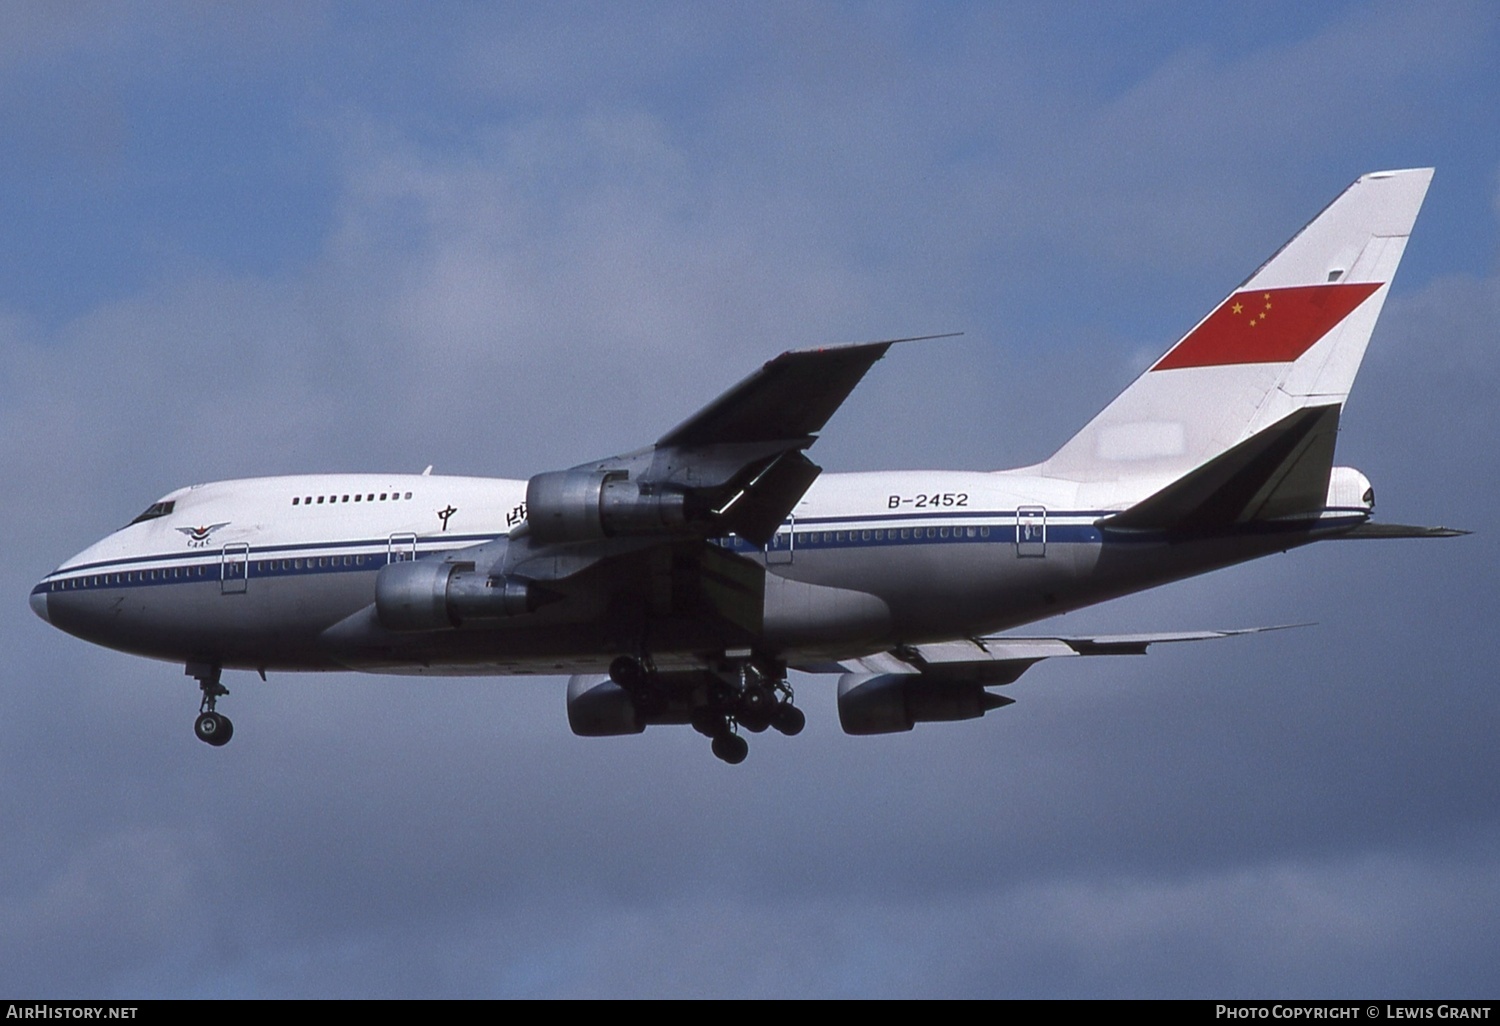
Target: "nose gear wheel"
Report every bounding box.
[194,711,233,746]
[188,662,234,748]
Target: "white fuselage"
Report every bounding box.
[32,468,1354,677]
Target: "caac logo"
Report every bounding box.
[176,523,230,548]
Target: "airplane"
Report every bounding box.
[30,168,1463,764]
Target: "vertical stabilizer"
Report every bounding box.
[1041,169,1432,488]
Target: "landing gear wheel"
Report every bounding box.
[194,711,233,747]
[772,703,806,737]
[739,682,776,732]
[188,662,233,747]
[691,709,726,738]
[608,655,647,690]
[711,732,749,765]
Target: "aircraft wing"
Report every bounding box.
[477,337,912,643]
[816,627,1302,734]
[526,337,919,550]
[820,625,1300,683]
[658,339,900,448]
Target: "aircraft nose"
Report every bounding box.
[29,586,49,624]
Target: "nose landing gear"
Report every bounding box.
[188,662,233,747]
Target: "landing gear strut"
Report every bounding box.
[188,662,233,747]
[609,654,668,716]
[609,652,805,764]
[707,656,803,763]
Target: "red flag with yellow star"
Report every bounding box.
[1152,282,1381,371]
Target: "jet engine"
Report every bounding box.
[375,559,542,631]
[836,673,1015,735]
[526,469,689,543]
[565,674,692,736]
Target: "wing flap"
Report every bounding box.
[715,450,823,547]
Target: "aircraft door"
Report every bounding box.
[766,516,794,565]
[221,542,250,594]
[387,533,418,564]
[1016,506,1047,558]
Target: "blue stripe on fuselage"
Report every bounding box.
[36,509,1365,595]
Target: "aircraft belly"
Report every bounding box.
[319,606,730,676]
[45,572,378,671]
[760,574,891,651]
[778,537,1101,643]
[1068,529,1321,615]
[769,526,1320,642]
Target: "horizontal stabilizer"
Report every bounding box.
[1333,522,1469,539]
[1099,404,1341,534]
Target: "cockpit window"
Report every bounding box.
[128,501,176,526]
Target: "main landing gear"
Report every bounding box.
[609,653,805,765]
[188,662,233,747]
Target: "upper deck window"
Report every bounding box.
[128,501,175,526]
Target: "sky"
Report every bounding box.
[2,1,1498,998]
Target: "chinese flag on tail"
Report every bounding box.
[1153,282,1381,371]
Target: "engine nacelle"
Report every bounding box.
[566,675,647,736]
[565,674,694,736]
[375,559,540,631]
[526,469,688,544]
[836,673,1015,735]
